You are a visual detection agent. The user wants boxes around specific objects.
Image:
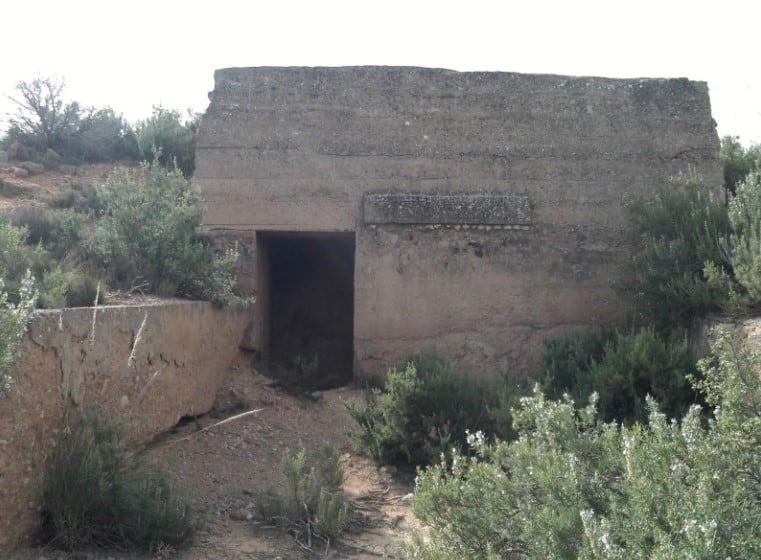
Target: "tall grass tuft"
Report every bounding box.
[259,444,350,542]
[43,414,198,552]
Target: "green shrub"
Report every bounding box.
[259,444,350,542]
[47,209,86,259]
[543,328,698,424]
[9,206,56,246]
[10,207,85,259]
[65,272,106,308]
[71,108,139,163]
[2,164,245,308]
[0,178,27,198]
[2,209,99,308]
[135,107,198,177]
[625,176,731,332]
[346,354,520,466]
[92,161,245,306]
[37,265,69,309]
[0,220,31,283]
[262,354,322,394]
[409,329,761,559]
[542,327,616,398]
[721,135,761,194]
[0,270,36,398]
[43,414,198,552]
[706,171,761,312]
[48,189,77,209]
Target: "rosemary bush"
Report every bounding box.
[409,329,761,559]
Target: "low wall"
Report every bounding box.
[0,301,252,553]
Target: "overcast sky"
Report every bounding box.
[1,0,758,144]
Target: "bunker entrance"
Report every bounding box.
[260,232,355,389]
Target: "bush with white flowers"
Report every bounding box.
[409,328,761,559]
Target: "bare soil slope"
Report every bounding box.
[0,162,119,212]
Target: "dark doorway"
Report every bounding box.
[260,232,355,388]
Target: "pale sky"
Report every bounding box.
[1,0,759,144]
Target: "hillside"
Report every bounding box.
[0,162,126,213]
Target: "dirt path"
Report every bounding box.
[9,360,417,560]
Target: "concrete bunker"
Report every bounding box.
[196,66,723,379]
[258,231,355,388]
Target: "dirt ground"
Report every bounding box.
[8,357,419,560]
[0,162,120,211]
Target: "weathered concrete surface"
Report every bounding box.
[362,193,531,225]
[0,301,251,553]
[196,66,722,379]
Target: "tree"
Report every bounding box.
[6,77,81,153]
[721,135,761,195]
[73,107,138,162]
[135,107,200,177]
[3,77,138,162]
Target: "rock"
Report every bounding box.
[379,465,398,476]
[17,161,45,175]
[7,141,30,161]
[10,166,29,178]
[45,148,62,163]
[238,321,258,351]
[229,508,249,521]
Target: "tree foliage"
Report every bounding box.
[721,135,761,194]
[6,77,81,153]
[705,170,761,312]
[3,77,137,163]
[624,176,731,331]
[135,107,199,177]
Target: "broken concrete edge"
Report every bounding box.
[0,299,254,553]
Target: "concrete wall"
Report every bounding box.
[0,301,251,553]
[197,66,722,378]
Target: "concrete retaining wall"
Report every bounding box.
[0,301,251,553]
